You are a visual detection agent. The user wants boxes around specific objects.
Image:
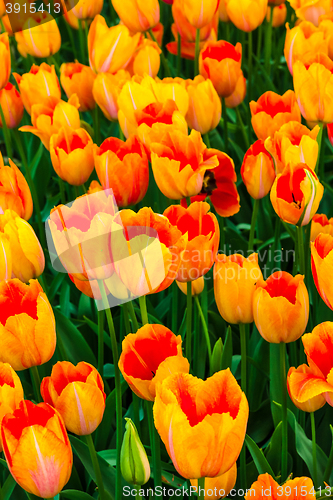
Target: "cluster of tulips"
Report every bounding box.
[1,0,333,497]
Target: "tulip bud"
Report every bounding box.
[60,62,96,112]
[0,33,10,90]
[121,418,150,485]
[0,83,24,129]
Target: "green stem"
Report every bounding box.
[13,129,46,249]
[98,281,122,500]
[186,281,192,362]
[84,433,106,500]
[293,224,299,275]
[297,225,305,275]
[256,23,263,61]
[236,106,250,150]
[148,29,171,77]
[93,106,100,146]
[222,98,229,154]
[64,18,78,60]
[195,296,212,374]
[172,281,178,333]
[265,6,273,74]
[310,412,317,489]
[122,302,131,335]
[97,310,104,377]
[78,20,86,63]
[280,341,288,481]
[203,132,210,148]
[133,485,140,498]
[145,401,162,488]
[239,323,247,393]
[47,56,60,74]
[30,365,42,403]
[177,35,181,77]
[58,177,66,205]
[0,103,13,158]
[324,427,333,483]
[197,477,205,499]
[194,28,200,77]
[248,198,260,252]
[219,215,225,252]
[315,122,324,175]
[127,300,139,331]
[139,295,149,325]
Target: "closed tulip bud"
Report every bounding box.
[294,53,333,123]
[270,163,324,227]
[94,135,149,207]
[13,63,61,115]
[311,214,333,242]
[311,233,333,310]
[176,276,205,295]
[190,464,237,500]
[214,253,263,324]
[2,400,72,497]
[288,0,332,26]
[253,271,309,343]
[241,140,276,199]
[0,210,44,283]
[131,39,161,78]
[121,419,150,485]
[88,16,140,73]
[0,363,24,452]
[183,0,219,29]
[265,121,320,174]
[185,76,221,134]
[93,70,131,121]
[151,129,219,200]
[66,0,103,19]
[14,12,61,58]
[224,0,268,31]
[0,83,24,129]
[266,4,286,26]
[225,71,247,108]
[60,62,96,112]
[199,40,242,98]
[41,361,106,435]
[284,21,328,75]
[20,94,81,150]
[287,366,326,412]
[0,154,33,220]
[250,90,301,141]
[0,279,55,370]
[112,0,159,32]
[50,126,95,186]
[0,33,10,90]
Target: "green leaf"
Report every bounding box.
[60,491,95,500]
[3,474,16,500]
[30,142,44,179]
[83,316,111,350]
[245,434,276,478]
[221,326,233,370]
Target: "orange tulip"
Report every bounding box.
[266,4,286,26]
[119,324,190,401]
[50,126,94,186]
[311,233,333,310]
[250,90,301,141]
[185,76,221,134]
[131,39,161,78]
[224,71,246,108]
[41,361,106,435]
[112,0,159,32]
[94,135,149,207]
[264,121,320,175]
[0,279,55,370]
[0,83,24,129]
[65,0,103,19]
[13,63,61,115]
[0,33,10,90]
[284,21,328,75]
[60,62,96,112]
[150,129,218,200]
[270,163,324,226]
[63,4,91,29]
[293,53,333,123]
[182,0,219,29]
[253,271,309,343]
[288,0,333,26]
[190,464,237,500]
[14,12,61,58]
[172,0,217,42]
[19,94,81,150]
[185,149,240,217]
[0,210,44,282]
[88,16,140,73]
[214,253,263,324]
[241,140,276,199]
[246,474,315,500]
[310,213,333,242]
[0,153,33,220]
[2,400,72,497]
[0,363,24,452]
[287,366,326,412]
[199,40,242,98]
[177,276,205,295]
[287,322,333,407]
[93,70,131,121]
[114,206,186,294]
[164,201,220,282]
[224,0,268,31]
[154,369,249,479]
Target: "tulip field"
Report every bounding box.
[1,0,333,498]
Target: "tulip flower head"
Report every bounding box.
[0,83,24,129]
[2,400,73,497]
[287,0,333,26]
[311,233,333,310]
[60,62,96,112]
[93,70,131,121]
[119,324,190,400]
[253,271,309,343]
[0,363,24,451]
[310,213,333,242]
[190,464,237,500]
[177,276,205,296]
[0,33,10,90]
[0,153,33,220]
[131,39,161,78]
[154,369,249,478]
[121,418,150,485]
[246,474,315,500]
[224,71,247,108]
[14,12,61,58]
[182,0,219,29]
[266,4,287,27]
[66,0,104,19]
[287,366,326,412]
[270,163,324,226]
[41,361,106,435]
[185,76,221,135]
[224,0,268,31]
[241,140,276,199]
[112,0,160,32]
